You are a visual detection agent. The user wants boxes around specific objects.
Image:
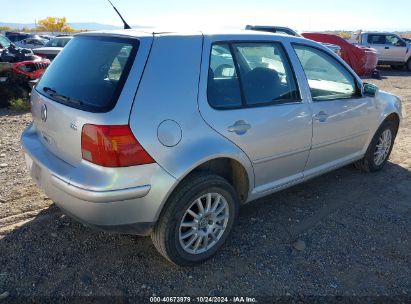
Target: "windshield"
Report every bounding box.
[36,35,139,112]
[0,35,11,48]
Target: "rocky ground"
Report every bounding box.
[0,69,410,302]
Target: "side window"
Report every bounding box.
[48,39,59,47]
[207,44,242,108]
[233,43,299,105]
[367,34,385,45]
[107,45,132,81]
[293,44,357,101]
[385,35,405,47]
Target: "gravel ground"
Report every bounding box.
[0,69,410,302]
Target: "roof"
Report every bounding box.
[362,31,399,35]
[246,25,295,30]
[75,28,304,40]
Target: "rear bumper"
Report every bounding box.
[56,204,154,235]
[21,124,177,235]
[50,174,151,203]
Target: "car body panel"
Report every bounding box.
[128,33,255,202]
[304,96,377,171]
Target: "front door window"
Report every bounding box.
[293,44,357,101]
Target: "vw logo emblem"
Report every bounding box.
[40,104,47,122]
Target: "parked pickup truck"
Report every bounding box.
[353,32,411,70]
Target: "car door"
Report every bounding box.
[384,34,408,62]
[199,39,313,193]
[292,44,378,176]
[366,34,388,61]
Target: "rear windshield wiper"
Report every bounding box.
[42,87,83,106]
[43,87,56,95]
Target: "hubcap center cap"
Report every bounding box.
[199,217,210,229]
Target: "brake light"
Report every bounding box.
[81,124,155,167]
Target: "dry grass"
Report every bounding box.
[8,98,30,112]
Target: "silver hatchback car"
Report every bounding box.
[22,30,402,266]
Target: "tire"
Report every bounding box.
[391,65,403,70]
[151,173,239,266]
[354,120,398,172]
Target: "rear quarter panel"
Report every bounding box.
[129,34,254,202]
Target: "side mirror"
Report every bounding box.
[363,82,378,97]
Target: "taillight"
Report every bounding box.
[81,124,155,167]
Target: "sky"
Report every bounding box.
[1,0,410,31]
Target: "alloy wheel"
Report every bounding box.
[374,129,392,166]
[179,193,229,255]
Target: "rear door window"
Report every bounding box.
[208,44,242,108]
[233,42,299,105]
[367,34,386,45]
[36,36,139,112]
[207,42,300,109]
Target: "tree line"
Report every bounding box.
[0,17,82,34]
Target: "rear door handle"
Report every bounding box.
[385,46,390,49]
[313,111,329,122]
[228,120,251,135]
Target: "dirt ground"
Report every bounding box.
[0,69,410,301]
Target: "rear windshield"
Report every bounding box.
[36,35,139,112]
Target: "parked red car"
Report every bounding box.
[301,33,377,76]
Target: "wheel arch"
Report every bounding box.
[186,157,251,204]
[383,112,400,134]
[153,154,254,223]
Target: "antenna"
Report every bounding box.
[107,0,131,29]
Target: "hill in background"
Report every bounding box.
[0,22,150,31]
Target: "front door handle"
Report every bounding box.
[313,111,329,122]
[385,46,390,49]
[228,120,251,135]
